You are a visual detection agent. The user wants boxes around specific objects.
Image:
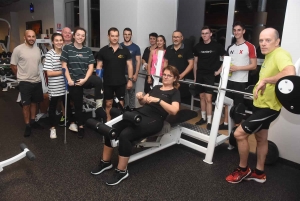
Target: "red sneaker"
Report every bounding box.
[245,170,266,183]
[226,167,251,183]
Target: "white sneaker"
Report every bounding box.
[50,128,57,139]
[69,123,78,132]
[35,113,48,122]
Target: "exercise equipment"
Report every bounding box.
[228,126,238,147]
[0,143,35,172]
[265,140,279,165]
[275,75,300,114]
[0,18,11,53]
[229,103,246,124]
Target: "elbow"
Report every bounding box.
[252,65,257,70]
[170,108,180,116]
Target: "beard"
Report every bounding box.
[124,36,131,42]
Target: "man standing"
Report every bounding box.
[96,27,133,121]
[219,21,257,130]
[226,28,295,184]
[193,26,226,130]
[10,30,44,137]
[61,27,72,45]
[164,30,194,97]
[121,28,141,109]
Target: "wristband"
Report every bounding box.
[158,99,161,104]
[128,78,133,81]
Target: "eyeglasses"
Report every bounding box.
[162,73,174,78]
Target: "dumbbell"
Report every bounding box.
[0,68,5,75]
[0,82,7,88]
[230,103,246,124]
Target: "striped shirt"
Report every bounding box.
[43,49,65,97]
[60,43,95,81]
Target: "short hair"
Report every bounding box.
[149,32,158,38]
[163,65,180,87]
[273,29,280,40]
[201,26,212,33]
[173,30,183,36]
[51,33,64,49]
[73,27,87,45]
[233,21,245,30]
[157,35,167,49]
[108,27,119,35]
[123,27,132,34]
[24,29,36,36]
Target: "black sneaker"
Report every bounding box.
[206,123,212,130]
[58,116,68,127]
[195,118,207,125]
[31,122,44,129]
[219,123,228,130]
[106,169,129,186]
[24,125,31,137]
[78,127,84,139]
[91,160,113,175]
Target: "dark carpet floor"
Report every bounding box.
[1,89,300,201]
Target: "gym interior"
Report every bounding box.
[1,0,300,200]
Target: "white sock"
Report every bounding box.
[224,122,228,125]
[96,99,103,109]
[207,115,212,124]
[201,111,206,120]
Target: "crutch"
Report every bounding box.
[62,68,68,144]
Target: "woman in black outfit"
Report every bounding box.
[91,65,181,186]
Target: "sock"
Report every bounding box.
[223,122,228,125]
[30,119,35,124]
[239,166,248,172]
[201,111,206,120]
[255,168,264,175]
[207,115,212,124]
[96,99,103,109]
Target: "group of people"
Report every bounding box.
[9,22,295,186]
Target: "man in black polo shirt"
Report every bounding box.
[193,26,226,130]
[164,30,194,98]
[96,27,133,121]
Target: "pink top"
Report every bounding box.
[150,49,166,76]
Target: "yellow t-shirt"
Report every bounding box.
[253,47,294,111]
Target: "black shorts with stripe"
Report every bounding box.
[241,106,280,134]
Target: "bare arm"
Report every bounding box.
[254,65,296,99]
[164,59,168,68]
[180,59,194,79]
[61,61,74,86]
[46,70,63,77]
[135,55,141,75]
[10,64,17,77]
[193,57,198,81]
[127,59,133,78]
[147,50,153,76]
[230,58,257,72]
[96,60,103,70]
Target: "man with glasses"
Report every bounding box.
[164,30,194,97]
[193,26,226,130]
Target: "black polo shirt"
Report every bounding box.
[97,44,131,86]
[164,43,194,79]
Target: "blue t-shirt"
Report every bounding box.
[121,42,141,74]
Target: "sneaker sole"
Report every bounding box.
[69,128,78,132]
[50,135,57,139]
[244,177,266,183]
[226,170,252,184]
[106,172,129,186]
[91,164,113,175]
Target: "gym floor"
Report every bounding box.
[1,89,300,201]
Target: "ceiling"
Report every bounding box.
[0,0,20,7]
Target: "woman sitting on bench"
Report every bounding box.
[91,65,181,186]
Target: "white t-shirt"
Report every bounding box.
[227,41,256,83]
[43,49,65,97]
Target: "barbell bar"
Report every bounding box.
[139,73,253,98]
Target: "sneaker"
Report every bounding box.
[91,160,113,175]
[219,123,228,130]
[195,118,207,125]
[106,169,129,186]
[69,123,78,132]
[35,113,48,122]
[245,170,266,183]
[78,127,84,139]
[50,128,57,139]
[56,110,61,116]
[31,122,44,129]
[58,116,68,127]
[24,125,31,137]
[206,123,212,130]
[226,167,251,183]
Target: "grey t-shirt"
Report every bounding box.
[10,43,41,83]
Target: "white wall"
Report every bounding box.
[268,0,300,164]
[0,0,55,51]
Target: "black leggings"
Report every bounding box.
[48,95,72,127]
[105,112,164,157]
[68,75,103,126]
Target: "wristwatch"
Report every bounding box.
[128,78,133,81]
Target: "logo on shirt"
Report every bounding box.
[201,50,213,53]
[118,54,124,58]
[76,54,83,57]
[178,54,183,58]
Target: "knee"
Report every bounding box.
[205,97,212,104]
[234,126,248,141]
[200,93,205,99]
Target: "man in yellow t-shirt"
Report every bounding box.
[226,28,295,184]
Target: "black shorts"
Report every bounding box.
[241,106,280,134]
[226,80,246,105]
[103,84,126,100]
[195,73,215,94]
[19,81,44,106]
